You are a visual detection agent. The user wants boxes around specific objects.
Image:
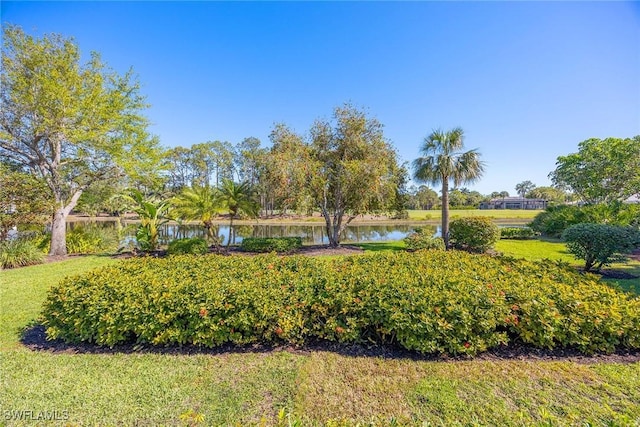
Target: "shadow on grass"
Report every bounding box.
[21,324,640,364]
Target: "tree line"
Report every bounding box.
[2,25,639,254]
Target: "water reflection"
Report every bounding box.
[157,223,435,245]
[68,221,439,245]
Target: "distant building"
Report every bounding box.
[479,197,547,210]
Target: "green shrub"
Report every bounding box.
[167,237,209,255]
[499,227,537,240]
[240,237,302,253]
[41,251,640,355]
[403,228,445,251]
[562,223,640,272]
[66,225,119,254]
[449,217,500,253]
[530,203,640,237]
[0,238,45,269]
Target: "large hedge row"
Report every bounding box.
[41,251,640,355]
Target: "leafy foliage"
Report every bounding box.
[0,26,163,255]
[36,226,119,255]
[0,238,45,269]
[530,203,640,237]
[515,180,535,198]
[240,237,303,253]
[412,127,485,248]
[526,186,569,205]
[402,228,445,251]
[0,164,53,240]
[129,190,170,252]
[217,179,260,246]
[550,136,640,204]
[66,226,119,254]
[265,105,406,247]
[562,223,640,272]
[42,251,640,355]
[171,184,221,244]
[449,217,499,253]
[167,238,209,255]
[309,105,406,247]
[499,227,537,240]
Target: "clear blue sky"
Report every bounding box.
[2,1,639,195]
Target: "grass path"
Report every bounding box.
[1,254,639,425]
[407,209,542,221]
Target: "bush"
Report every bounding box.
[240,237,302,253]
[35,225,119,254]
[499,227,537,240]
[562,223,640,272]
[42,251,640,355]
[0,238,45,269]
[66,225,118,254]
[449,217,500,253]
[403,228,445,251]
[530,203,640,237]
[167,238,209,255]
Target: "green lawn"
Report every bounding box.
[495,238,640,295]
[1,255,639,425]
[408,209,542,221]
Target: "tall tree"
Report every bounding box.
[411,185,439,210]
[165,146,197,193]
[515,180,536,198]
[0,26,162,255]
[264,124,312,215]
[308,104,405,247]
[234,137,265,186]
[192,141,235,187]
[217,179,259,246]
[550,136,640,204]
[413,127,484,248]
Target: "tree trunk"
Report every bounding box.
[226,216,234,247]
[49,189,84,256]
[441,179,450,249]
[49,208,68,256]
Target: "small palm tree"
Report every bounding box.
[413,127,485,249]
[129,190,171,252]
[217,179,259,246]
[172,185,222,245]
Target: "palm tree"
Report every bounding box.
[172,184,222,245]
[128,190,171,252]
[217,179,260,246]
[412,127,485,249]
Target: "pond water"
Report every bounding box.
[68,221,438,245]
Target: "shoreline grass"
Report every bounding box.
[1,251,639,425]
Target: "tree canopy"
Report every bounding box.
[413,127,484,248]
[549,136,640,204]
[0,163,54,239]
[0,26,163,255]
[263,104,405,247]
[515,181,535,198]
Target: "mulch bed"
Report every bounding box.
[21,324,640,364]
[27,246,639,362]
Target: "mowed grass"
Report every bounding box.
[408,209,542,221]
[1,255,640,425]
[495,238,640,295]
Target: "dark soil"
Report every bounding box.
[21,324,640,364]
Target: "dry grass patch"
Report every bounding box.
[293,353,640,425]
